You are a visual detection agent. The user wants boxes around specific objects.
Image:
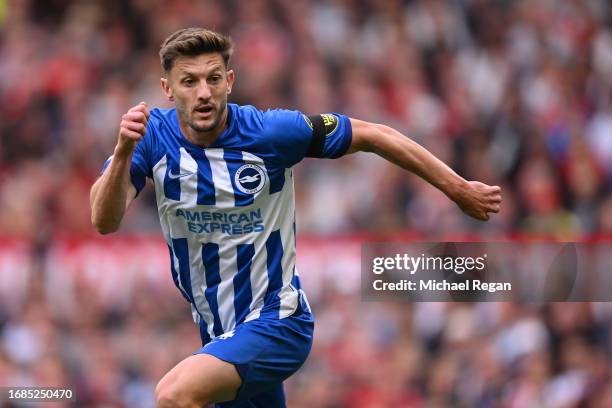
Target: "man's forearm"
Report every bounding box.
[348,118,501,220]
[91,102,149,234]
[369,125,468,201]
[90,150,134,234]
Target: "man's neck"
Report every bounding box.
[179,107,228,148]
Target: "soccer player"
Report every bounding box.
[90,28,501,408]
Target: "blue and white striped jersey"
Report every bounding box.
[103,104,352,342]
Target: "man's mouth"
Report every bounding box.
[194,105,214,114]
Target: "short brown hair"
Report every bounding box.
[159,27,233,73]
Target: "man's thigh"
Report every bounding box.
[156,353,242,406]
[157,301,313,407]
[198,308,314,406]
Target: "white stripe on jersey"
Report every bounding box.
[244,237,268,322]
[177,148,208,327]
[153,155,172,243]
[190,304,200,324]
[238,151,270,322]
[190,240,217,335]
[279,168,299,317]
[205,148,235,209]
[216,245,237,331]
[179,147,198,202]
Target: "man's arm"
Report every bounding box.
[347,118,501,221]
[90,102,150,234]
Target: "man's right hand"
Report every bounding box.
[116,101,150,157]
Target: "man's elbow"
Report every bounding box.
[93,223,118,235]
[95,226,118,235]
[91,214,119,235]
[360,123,392,154]
[349,121,389,153]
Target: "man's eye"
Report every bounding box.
[210,76,221,83]
[183,78,195,86]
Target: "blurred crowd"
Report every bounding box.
[3,249,612,408]
[1,0,612,238]
[2,0,612,407]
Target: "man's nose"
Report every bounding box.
[197,81,212,100]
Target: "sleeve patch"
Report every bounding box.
[321,114,339,136]
[302,114,338,136]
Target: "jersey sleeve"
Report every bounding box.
[100,126,153,195]
[263,109,353,168]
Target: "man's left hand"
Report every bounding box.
[453,181,502,221]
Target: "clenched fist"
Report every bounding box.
[115,101,150,157]
[454,181,502,221]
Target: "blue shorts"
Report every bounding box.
[194,297,314,408]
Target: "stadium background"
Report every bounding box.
[2,0,612,406]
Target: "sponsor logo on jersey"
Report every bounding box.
[175,208,265,235]
[235,164,266,194]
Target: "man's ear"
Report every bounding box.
[226,70,235,95]
[160,77,174,101]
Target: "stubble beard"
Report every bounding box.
[187,101,227,133]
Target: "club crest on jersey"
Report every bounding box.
[235,164,266,194]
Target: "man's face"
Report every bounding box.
[161,53,234,134]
